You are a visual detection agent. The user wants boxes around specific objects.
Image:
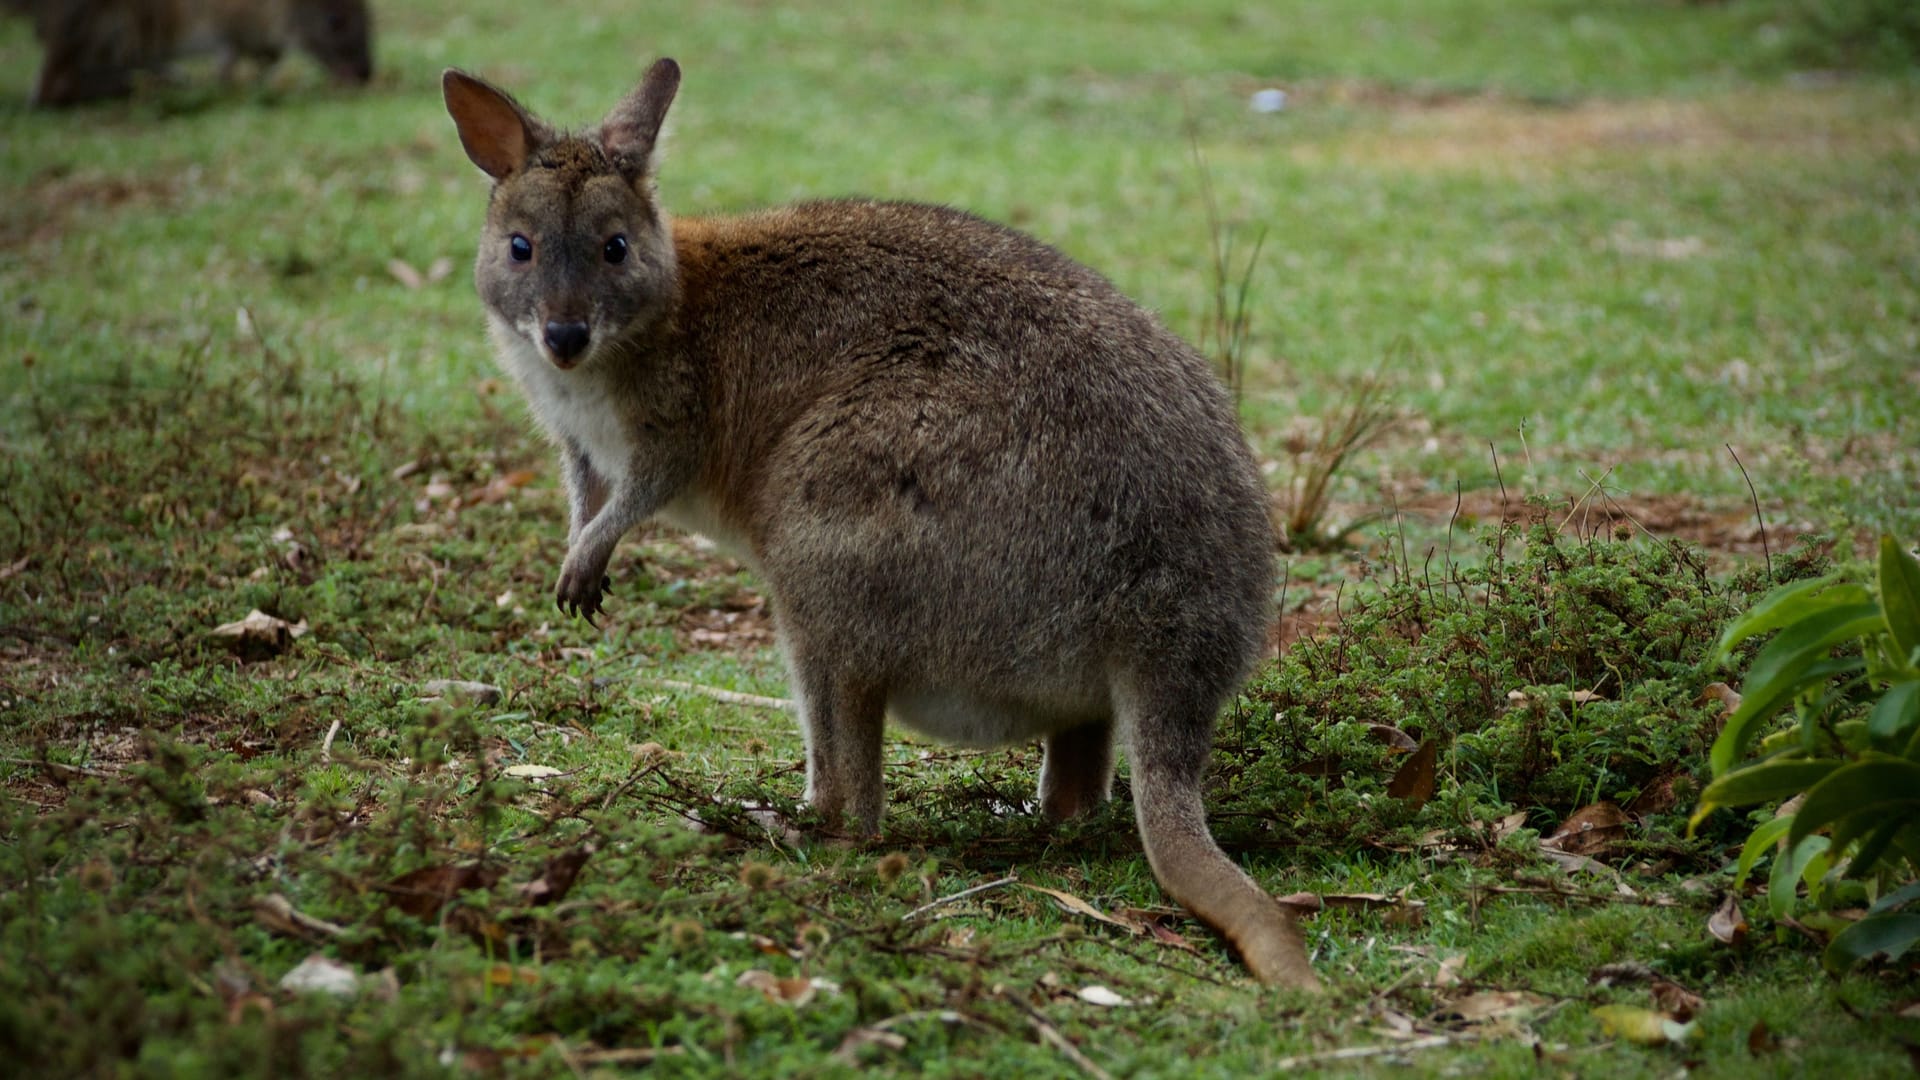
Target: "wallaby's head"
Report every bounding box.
[290,0,374,84]
[442,60,682,372]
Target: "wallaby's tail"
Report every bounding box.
[1123,682,1321,990]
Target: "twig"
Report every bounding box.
[1271,1032,1480,1070]
[1005,995,1115,1080]
[320,717,343,760]
[646,679,792,712]
[0,756,115,778]
[1726,444,1771,578]
[901,874,1018,922]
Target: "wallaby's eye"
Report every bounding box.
[508,234,532,263]
[603,235,629,264]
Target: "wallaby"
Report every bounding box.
[20,0,372,107]
[442,59,1320,990]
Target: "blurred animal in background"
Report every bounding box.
[8,0,372,106]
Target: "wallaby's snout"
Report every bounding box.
[543,320,592,366]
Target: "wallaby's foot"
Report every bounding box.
[555,555,612,622]
[1038,719,1116,823]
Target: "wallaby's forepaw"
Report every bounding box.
[555,556,614,624]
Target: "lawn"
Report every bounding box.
[2,1,1917,1076]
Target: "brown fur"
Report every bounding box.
[442,59,1320,990]
[22,0,371,107]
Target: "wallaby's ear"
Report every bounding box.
[442,69,545,180]
[600,58,681,180]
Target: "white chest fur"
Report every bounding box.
[489,316,636,488]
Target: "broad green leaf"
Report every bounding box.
[1734,814,1795,887]
[1788,758,1920,852]
[1823,912,1920,973]
[1845,818,1902,879]
[1711,575,1859,664]
[1742,602,1885,702]
[1868,880,1920,915]
[1698,759,1839,811]
[1881,536,1920,667]
[1711,656,1865,775]
[1868,679,1920,753]
[1770,834,1829,920]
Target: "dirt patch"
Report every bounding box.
[1,166,181,249]
[1286,83,1920,172]
[675,589,775,653]
[1395,487,1800,556]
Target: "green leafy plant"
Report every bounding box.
[1693,535,1920,971]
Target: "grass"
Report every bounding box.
[2,0,1919,1075]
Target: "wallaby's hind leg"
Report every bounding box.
[785,641,887,834]
[1039,718,1116,823]
[1121,681,1320,990]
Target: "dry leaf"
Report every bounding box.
[209,609,309,661]
[278,954,360,998]
[0,554,30,581]
[502,764,563,779]
[1076,985,1130,1007]
[1649,978,1703,1022]
[1709,893,1749,947]
[1439,990,1549,1023]
[419,679,503,705]
[1747,1019,1778,1055]
[1700,682,1742,716]
[386,258,424,290]
[1023,884,1140,932]
[465,469,538,506]
[483,965,540,988]
[1434,952,1467,987]
[1388,739,1438,805]
[1542,802,1632,859]
[1570,689,1605,704]
[426,256,454,283]
[736,969,838,1007]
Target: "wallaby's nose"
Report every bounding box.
[543,321,591,364]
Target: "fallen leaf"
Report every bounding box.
[1024,884,1141,933]
[1588,961,1657,986]
[464,469,538,507]
[1438,990,1550,1024]
[1570,689,1605,704]
[1650,978,1703,1022]
[426,256,454,283]
[1700,682,1742,716]
[1542,802,1632,859]
[1593,1004,1691,1045]
[1709,893,1749,947]
[209,609,309,661]
[484,964,541,988]
[1388,740,1438,806]
[834,1026,908,1061]
[502,764,563,779]
[1434,952,1467,987]
[1077,985,1130,1007]
[0,554,30,581]
[387,258,424,290]
[278,954,360,998]
[1747,1019,1777,1056]
[736,969,838,1007]
[1117,907,1200,952]
[419,679,504,705]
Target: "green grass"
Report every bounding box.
[3,0,1919,1075]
